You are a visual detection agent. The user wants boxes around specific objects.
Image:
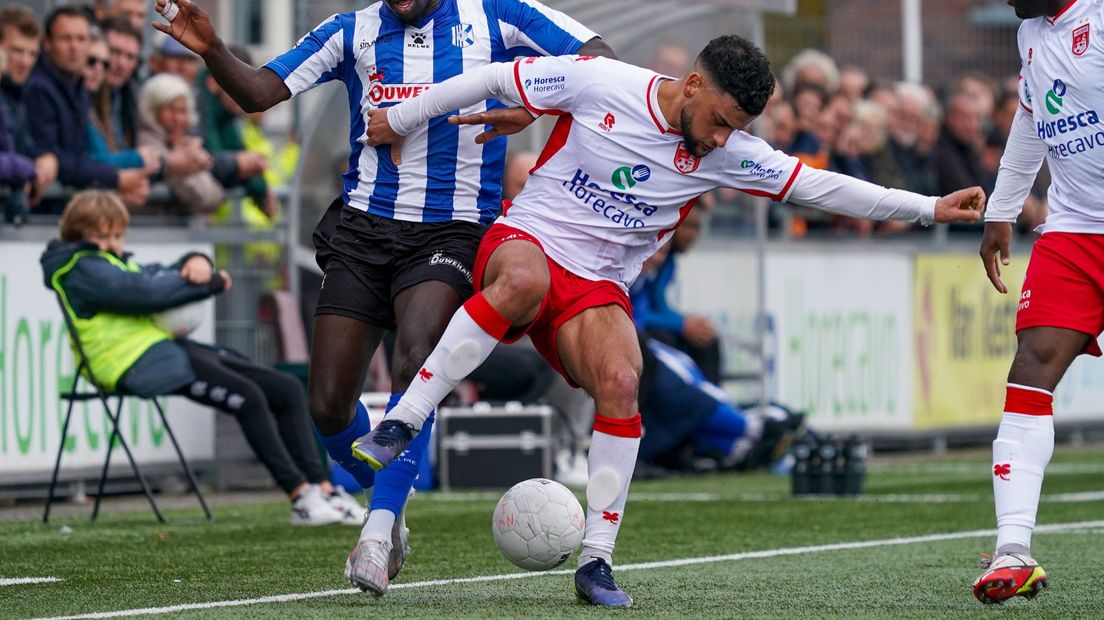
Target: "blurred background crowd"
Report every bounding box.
[0,0,296,225]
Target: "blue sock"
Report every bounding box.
[317,401,376,489]
[371,392,435,515]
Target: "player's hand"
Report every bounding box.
[219,270,233,292]
[449,107,538,144]
[683,315,716,348]
[980,221,1013,294]
[934,186,986,224]
[180,255,213,285]
[366,108,404,166]
[153,0,219,58]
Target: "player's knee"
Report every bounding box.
[308,386,352,435]
[493,267,548,312]
[392,342,437,386]
[594,366,640,411]
[1016,337,1067,370]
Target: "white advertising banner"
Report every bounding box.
[766,251,913,432]
[0,242,216,478]
[676,246,914,433]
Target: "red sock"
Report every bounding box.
[463,292,512,341]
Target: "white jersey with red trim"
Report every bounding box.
[501,55,802,288]
[1015,0,1104,231]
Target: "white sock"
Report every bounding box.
[578,415,641,569]
[993,412,1054,554]
[388,304,502,431]
[361,508,395,542]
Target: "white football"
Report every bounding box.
[492,478,585,571]
[153,301,205,337]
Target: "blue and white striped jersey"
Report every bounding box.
[264,0,598,224]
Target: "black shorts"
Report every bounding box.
[313,199,485,329]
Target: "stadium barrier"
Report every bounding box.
[675,243,1104,435]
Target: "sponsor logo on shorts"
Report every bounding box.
[1019,289,1031,312]
[429,251,473,283]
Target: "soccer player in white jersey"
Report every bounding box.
[974,0,1104,605]
[153,0,614,597]
[351,35,985,606]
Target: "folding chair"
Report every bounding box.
[43,294,212,524]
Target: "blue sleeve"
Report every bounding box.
[641,257,685,333]
[492,0,599,56]
[87,125,144,169]
[263,14,347,97]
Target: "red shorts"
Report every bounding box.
[473,224,633,387]
[1017,232,1104,357]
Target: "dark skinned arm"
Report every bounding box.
[153,0,290,113]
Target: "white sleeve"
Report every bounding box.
[387,63,520,136]
[985,107,1047,223]
[786,166,937,225]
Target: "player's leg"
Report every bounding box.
[974,326,1088,604]
[974,233,1104,604]
[352,237,550,469]
[355,281,461,591]
[309,313,385,491]
[556,305,642,608]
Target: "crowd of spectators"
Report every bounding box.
[765,49,1049,237]
[647,42,1047,238]
[0,1,285,224]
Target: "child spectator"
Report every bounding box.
[40,190,363,525]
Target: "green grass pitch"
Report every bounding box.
[4,446,1104,619]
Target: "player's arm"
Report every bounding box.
[153,0,290,113]
[369,57,597,157]
[577,37,617,60]
[980,106,1047,294]
[785,166,985,225]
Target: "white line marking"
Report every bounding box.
[427,492,719,503]
[1,577,62,587]
[898,463,1104,475]
[28,519,1104,620]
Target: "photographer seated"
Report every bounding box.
[632,242,802,473]
[40,190,363,526]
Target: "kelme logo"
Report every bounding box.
[612,165,651,190]
[1046,79,1067,115]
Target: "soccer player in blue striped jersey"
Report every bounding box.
[154,0,615,597]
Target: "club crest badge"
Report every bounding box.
[673,142,700,174]
[1074,23,1090,57]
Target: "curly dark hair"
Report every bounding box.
[697,35,775,116]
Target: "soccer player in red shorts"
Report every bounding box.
[353,36,985,606]
[973,0,1104,606]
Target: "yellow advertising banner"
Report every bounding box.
[913,253,1029,429]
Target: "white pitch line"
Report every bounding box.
[1,578,62,587]
[427,492,720,503]
[28,519,1104,620]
